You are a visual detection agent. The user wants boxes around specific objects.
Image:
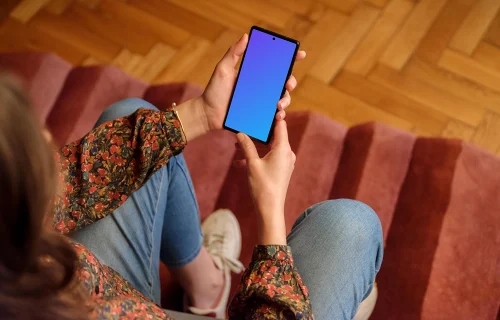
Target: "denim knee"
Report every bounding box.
[291,199,383,268]
[107,98,158,113]
[96,98,159,127]
[316,200,381,242]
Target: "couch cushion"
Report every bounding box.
[420,143,500,319]
[285,112,347,230]
[46,66,147,146]
[372,139,500,319]
[331,122,416,241]
[0,52,71,121]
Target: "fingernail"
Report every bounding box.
[280,113,284,120]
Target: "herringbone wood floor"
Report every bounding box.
[2,0,500,155]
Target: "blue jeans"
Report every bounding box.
[71,98,383,319]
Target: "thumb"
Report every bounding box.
[220,33,248,69]
[236,133,259,161]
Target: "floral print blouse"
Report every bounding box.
[53,108,313,319]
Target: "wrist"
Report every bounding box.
[256,210,287,245]
[175,97,210,142]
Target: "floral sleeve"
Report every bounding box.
[71,240,173,319]
[90,297,174,320]
[53,108,186,234]
[228,245,314,319]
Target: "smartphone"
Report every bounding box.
[223,26,300,144]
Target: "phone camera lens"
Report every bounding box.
[273,37,275,40]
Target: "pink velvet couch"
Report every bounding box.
[1,52,498,320]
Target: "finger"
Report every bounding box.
[272,119,290,147]
[237,132,259,160]
[235,142,269,152]
[275,110,286,120]
[286,75,297,92]
[295,50,306,61]
[278,91,291,110]
[232,159,247,168]
[220,33,248,69]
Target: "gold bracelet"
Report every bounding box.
[172,102,188,145]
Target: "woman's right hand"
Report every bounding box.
[236,120,296,245]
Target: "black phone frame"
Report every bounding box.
[222,25,300,144]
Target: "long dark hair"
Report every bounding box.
[0,74,87,319]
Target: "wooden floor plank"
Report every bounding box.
[168,0,257,32]
[75,0,100,10]
[318,0,361,14]
[97,0,191,50]
[369,63,486,126]
[258,15,313,44]
[333,70,448,136]
[379,0,447,70]
[471,111,500,153]
[282,15,313,40]
[0,0,21,23]
[364,0,390,8]
[307,2,328,21]
[268,0,314,15]
[404,58,500,115]
[308,4,380,83]
[0,18,87,65]
[1,0,500,153]
[449,0,500,55]
[441,120,475,142]
[473,42,500,73]
[153,36,211,84]
[290,95,351,127]
[112,49,143,73]
[185,30,242,86]
[0,18,38,53]
[439,49,500,94]
[296,76,414,131]
[292,9,348,81]
[28,9,121,62]
[128,0,223,42]
[345,0,414,75]
[485,11,500,48]
[45,0,73,15]
[414,0,477,64]
[214,0,294,30]
[67,2,157,55]
[10,0,51,23]
[131,43,176,83]
[81,56,104,66]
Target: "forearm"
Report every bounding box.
[53,108,186,233]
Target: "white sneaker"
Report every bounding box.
[188,209,245,319]
[354,282,378,320]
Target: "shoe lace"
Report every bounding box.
[205,233,245,273]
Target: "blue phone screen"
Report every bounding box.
[224,29,297,142]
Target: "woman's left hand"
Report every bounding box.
[201,33,306,131]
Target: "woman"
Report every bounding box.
[0,34,383,319]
